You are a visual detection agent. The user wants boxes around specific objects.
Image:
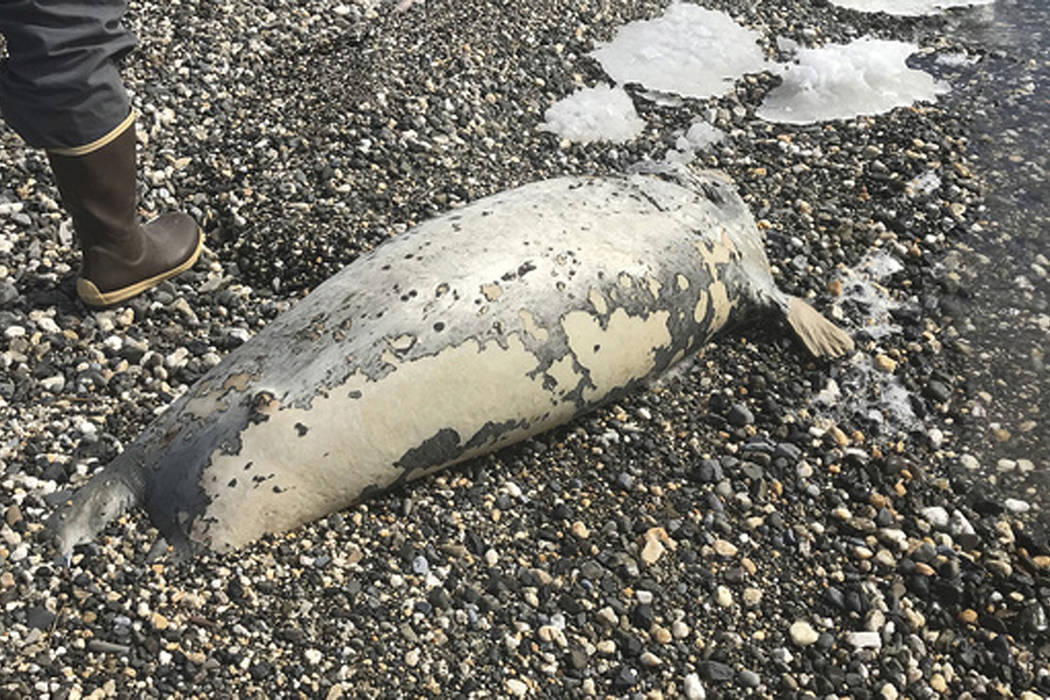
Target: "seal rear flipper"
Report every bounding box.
[786,296,855,358]
[47,458,146,557]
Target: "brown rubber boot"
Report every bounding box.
[47,119,202,308]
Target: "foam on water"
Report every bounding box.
[836,249,906,340]
[590,3,768,100]
[810,250,922,434]
[757,39,949,124]
[540,84,645,143]
[829,0,994,17]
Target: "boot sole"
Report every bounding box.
[77,228,204,308]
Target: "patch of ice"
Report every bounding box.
[540,84,645,144]
[828,0,994,17]
[757,39,949,124]
[590,3,768,100]
[906,170,942,197]
[935,51,980,67]
[664,120,726,165]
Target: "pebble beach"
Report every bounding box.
[1,0,1048,698]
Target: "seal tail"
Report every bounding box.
[47,456,146,558]
[785,296,855,358]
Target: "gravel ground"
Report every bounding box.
[1,0,1048,698]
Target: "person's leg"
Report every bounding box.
[0,0,201,307]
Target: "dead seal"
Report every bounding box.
[50,171,853,556]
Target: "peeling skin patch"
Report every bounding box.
[544,354,582,399]
[708,281,733,330]
[223,373,253,392]
[480,283,503,301]
[588,287,608,315]
[387,334,416,352]
[694,290,709,323]
[560,307,672,402]
[518,309,550,342]
[646,275,662,301]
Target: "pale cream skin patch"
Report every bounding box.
[560,308,672,403]
[518,309,550,342]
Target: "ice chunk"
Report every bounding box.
[905,170,942,197]
[757,39,949,124]
[590,3,768,100]
[664,120,726,165]
[540,84,645,144]
[828,0,993,16]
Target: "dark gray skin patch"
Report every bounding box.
[295,423,309,437]
[394,428,463,473]
[463,418,529,451]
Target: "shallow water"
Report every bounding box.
[938,0,1050,506]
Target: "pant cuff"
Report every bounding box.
[47,110,136,156]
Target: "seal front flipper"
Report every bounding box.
[784,296,855,358]
[47,454,146,557]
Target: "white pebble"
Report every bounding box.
[165,347,190,369]
[846,631,882,649]
[1004,498,1031,514]
[304,648,323,665]
[921,506,949,529]
[505,678,528,697]
[640,651,661,667]
[40,375,65,393]
[34,317,60,334]
[789,620,819,646]
[683,673,706,700]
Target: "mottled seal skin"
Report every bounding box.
[51,171,853,556]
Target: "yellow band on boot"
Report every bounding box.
[48,111,136,157]
[77,227,204,308]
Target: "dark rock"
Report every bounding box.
[727,403,755,427]
[700,660,734,682]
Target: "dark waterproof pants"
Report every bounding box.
[0,0,136,153]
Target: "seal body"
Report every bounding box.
[52,172,852,555]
